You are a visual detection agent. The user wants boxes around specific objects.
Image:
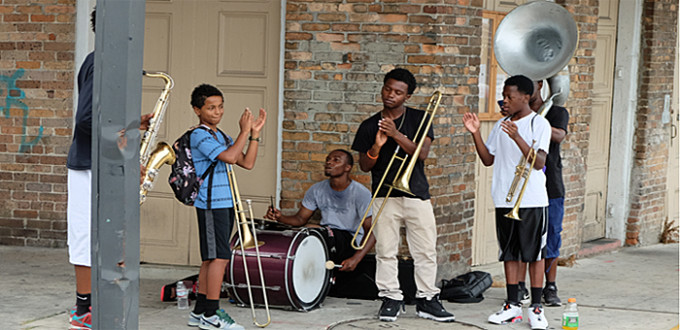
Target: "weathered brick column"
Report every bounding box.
[626,0,678,246]
[0,2,75,247]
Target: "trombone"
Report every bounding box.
[351,91,442,250]
[226,164,271,328]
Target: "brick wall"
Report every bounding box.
[554,0,599,256]
[627,0,678,246]
[0,1,75,247]
[283,0,483,277]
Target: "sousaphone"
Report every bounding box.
[494,1,579,106]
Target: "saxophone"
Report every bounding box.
[140,71,176,205]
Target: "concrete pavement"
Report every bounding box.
[2,243,678,330]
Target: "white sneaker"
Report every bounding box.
[488,301,523,324]
[528,304,549,330]
[188,312,202,327]
[199,310,244,330]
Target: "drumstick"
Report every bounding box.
[325,260,342,270]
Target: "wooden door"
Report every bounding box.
[472,10,508,265]
[583,0,618,241]
[140,0,281,265]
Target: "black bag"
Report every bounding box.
[439,271,492,303]
[168,126,226,207]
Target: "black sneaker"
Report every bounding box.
[378,297,404,322]
[415,294,455,322]
[519,286,530,306]
[543,284,562,306]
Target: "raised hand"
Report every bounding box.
[378,117,398,138]
[500,120,519,140]
[463,112,480,134]
[375,129,387,148]
[251,108,267,134]
[239,108,254,133]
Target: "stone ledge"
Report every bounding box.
[578,238,621,258]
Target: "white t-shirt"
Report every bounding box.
[486,113,551,208]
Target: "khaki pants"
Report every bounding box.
[373,197,440,300]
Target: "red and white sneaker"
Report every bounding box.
[488,301,522,324]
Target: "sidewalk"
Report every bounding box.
[2,243,678,330]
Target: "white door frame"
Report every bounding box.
[606,0,643,242]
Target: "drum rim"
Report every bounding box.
[284,228,331,311]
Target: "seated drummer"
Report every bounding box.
[265,149,376,271]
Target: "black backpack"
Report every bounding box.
[439,271,493,303]
[168,126,225,207]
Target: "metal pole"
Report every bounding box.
[90,0,145,329]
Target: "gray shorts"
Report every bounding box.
[196,208,234,261]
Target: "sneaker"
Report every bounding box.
[520,286,531,305]
[68,306,92,322]
[543,284,562,306]
[68,306,76,322]
[188,311,203,327]
[415,294,455,322]
[199,309,244,330]
[488,301,522,325]
[528,304,548,329]
[70,310,92,329]
[378,297,404,322]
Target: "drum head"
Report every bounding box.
[291,234,327,304]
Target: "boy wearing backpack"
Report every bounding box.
[187,84,266,330]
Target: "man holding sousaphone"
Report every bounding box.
[463,75,551,329]
[351,68,455,323]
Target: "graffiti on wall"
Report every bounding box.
[0,69,44,152]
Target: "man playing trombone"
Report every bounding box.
[351,68,455,323]
[264,149,376,272]
[463,75,551,329]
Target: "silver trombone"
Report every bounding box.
[351,91,442,250]
[226,164,271,328]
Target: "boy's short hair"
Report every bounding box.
[504,75,534,96]
[331,149,354,167]
[384,68,417,95]
[191,84,223,109]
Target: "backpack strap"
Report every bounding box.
[193,125,223,209]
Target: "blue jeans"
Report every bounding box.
[545,197,564,259]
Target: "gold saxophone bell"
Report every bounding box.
[351,91,442,250]
[139,142,176,204]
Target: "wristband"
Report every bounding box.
[249,136,261,142]
[366,150,378,160]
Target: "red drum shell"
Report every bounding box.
[225,228,331,311]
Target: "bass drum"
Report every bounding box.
[225,228,331,311]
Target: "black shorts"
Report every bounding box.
[495,207,547,262]
[311,227,355,264]
[196,208,234,261]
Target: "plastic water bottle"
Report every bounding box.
[562,297,579,329]
[176,281,189,310]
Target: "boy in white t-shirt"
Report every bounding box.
[463,75,551,330]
